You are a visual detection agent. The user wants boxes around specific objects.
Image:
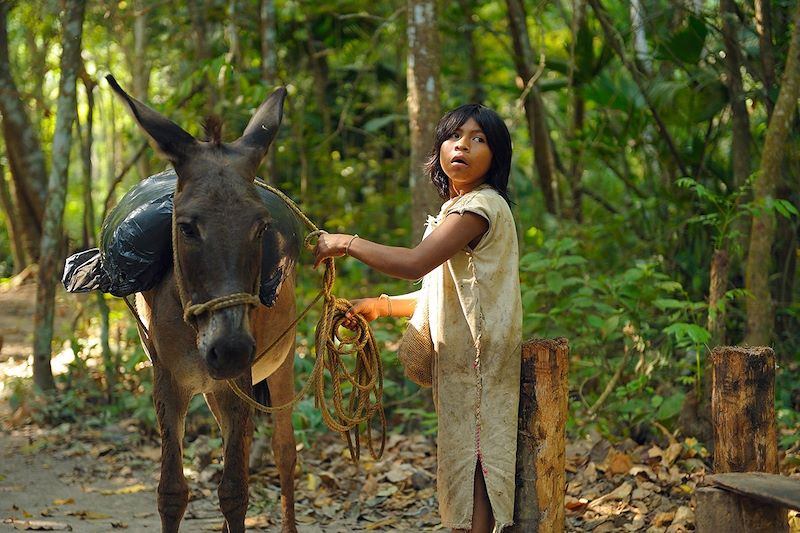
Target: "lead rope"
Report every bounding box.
[239,180,386,461]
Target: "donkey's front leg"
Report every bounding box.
[267,345,298,533]
[153,366,192,533]
[206,375,254,533]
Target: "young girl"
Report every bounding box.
[313,104,522,533]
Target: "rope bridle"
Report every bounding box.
[128,179,386,462]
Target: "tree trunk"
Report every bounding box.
[260,0,278,182]
[755,0,777,116]
[78,72,96,250]
[32,0,86,392]
[511,338,568,533]
[0,162,27,273]
[721,0,752,189]
[407,0,442,242]
[0,4,47,261]
[629,0,651,73]
[506,0,559,216]
[711,346,778,474]
[131,0,151,180]
[566,0,587,222]
[456,0,483,104]
[744,2,800,346]
[707,248,729,347]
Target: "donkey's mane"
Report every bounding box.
[202,116,224,146]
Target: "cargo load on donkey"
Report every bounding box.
[63,168,303,307]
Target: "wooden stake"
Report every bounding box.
[710,346,778,473]
[696,487,788,533]
[510,338,569,533]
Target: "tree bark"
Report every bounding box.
[721,0,752,189]
[131,0,151,180]
[711,346,778,474]
[707,249,729,347]
[407,0,442,242]
[744,1,800,346]
[506,0,559,216]
[0,162,27,273]
[0,3,47,261]
[32,0,86,392]
[511,338,568,533]
[755,0,777,116]
[260,0,279,182]
[456,0,484,104]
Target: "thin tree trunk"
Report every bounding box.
[456,0,484,103]
[260,0,278,182]
[0,162,26,273]
[131,0,151,180]
[755,0,777,116]
[190,0,216,114]
[32,0,86,392]
[629,0,651,73]
[744,2,800,346]
[721,0,752,189]
[0,4,47,261]
[78,72,96,250]
[506,0,559,216]
[707,248,729,346]
[567,0,587,222]
[78,71,114,401]
[407,0,442,242]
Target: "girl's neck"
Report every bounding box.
[449,181,486,199]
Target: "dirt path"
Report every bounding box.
[0,279,436,532]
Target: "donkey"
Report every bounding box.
[106,75,298,533]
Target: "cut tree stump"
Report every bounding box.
[696,472,800,533]
[695,346,789,533]
[710,346,778,474]
[509,337,568,533]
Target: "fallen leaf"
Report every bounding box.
[51,499,74,506]
[66,510,112,520]
[100,484,148,495]
[6,518,72,530]
[607,452,634,475]
[366,517,397,530]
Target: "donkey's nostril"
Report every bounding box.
[205,334,256,379]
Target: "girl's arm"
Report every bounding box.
[313,211,488,280]
[345,290,419,322]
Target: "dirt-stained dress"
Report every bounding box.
[423,185,522,530]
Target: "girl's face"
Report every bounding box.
[439,117,493,197]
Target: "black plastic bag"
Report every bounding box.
[63,169,302,306]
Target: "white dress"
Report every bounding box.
[424,185,522,530]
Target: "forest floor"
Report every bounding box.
[0,278,799,532]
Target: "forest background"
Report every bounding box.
[0,0,798,456]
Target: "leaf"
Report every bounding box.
[51,499,74,506]
[100,484,148,496]
[362,114,405,133]
[8,519,72,531]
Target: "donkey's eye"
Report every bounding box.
[178,222,198,239]
[255,222,269,240]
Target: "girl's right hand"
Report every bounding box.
[343,298,383,329]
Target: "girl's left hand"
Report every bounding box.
[313,233,349,268]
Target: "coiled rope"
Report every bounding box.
[223,179,386,462]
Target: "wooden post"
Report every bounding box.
[701,346,787,532]
[510,338,568,533]
[696,486,788,533]
[710,346,778,473]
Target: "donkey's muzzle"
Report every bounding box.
[205,333,256,379]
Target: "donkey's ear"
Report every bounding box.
[231,87,287,174]
[106,75,196,164]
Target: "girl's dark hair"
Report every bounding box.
[423,104,512,203]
